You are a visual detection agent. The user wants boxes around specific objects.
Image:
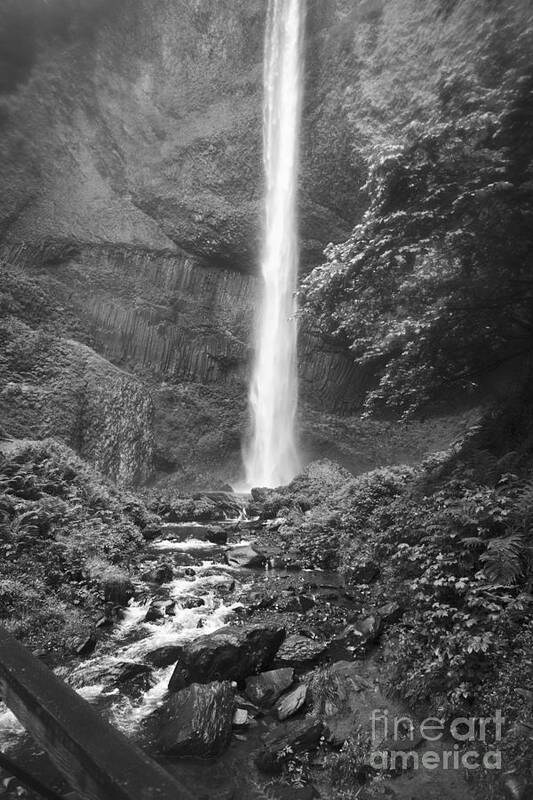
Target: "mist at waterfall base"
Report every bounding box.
[243,0,305,490]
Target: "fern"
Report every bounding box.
[480,532,524,584]
[468,449,500,487]
[516,477,533,520]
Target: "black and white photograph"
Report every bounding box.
[0,1,533,798]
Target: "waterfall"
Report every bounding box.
[244,0,305,489]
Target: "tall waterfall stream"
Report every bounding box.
[244,0,304,489]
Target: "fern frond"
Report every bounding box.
[462,537,485,549]
[480,532,524,584]
[516,477,533,518]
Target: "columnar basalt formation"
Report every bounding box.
[2,240,365,413]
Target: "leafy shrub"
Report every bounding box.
[300,37,533,417]
[0,439,150,656]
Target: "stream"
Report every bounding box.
[0,510,478,800]
[0,513,352,800]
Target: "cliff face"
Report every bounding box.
[2,0,529,266]
[0,0,358,269]
[0,317,154,487]
[1,0,530,486]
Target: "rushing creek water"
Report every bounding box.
[0,517,347,799]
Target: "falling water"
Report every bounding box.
[244,0,305,488]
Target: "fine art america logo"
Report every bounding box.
[370,709,504,771]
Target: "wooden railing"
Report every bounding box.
[0,626,193,800]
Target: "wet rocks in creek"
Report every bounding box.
[160,523,228,545]
[275,634,328,668]
[244,668,294,706]
[157,681,235,757]
[101,571,135,606]
[168,623,286,692]
[68,658,153,693]
[276,683,307,720]
[225,542,267,568]
[140,562,174,584]
[145,645,184,669]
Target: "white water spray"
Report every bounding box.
[244,0,305,488]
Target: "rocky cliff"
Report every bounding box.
[2,0,529,263]
[1,0,529,486]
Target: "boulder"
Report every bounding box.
[256,718,324,773]
[276,684,307,720]
[190,575,235,596]
[171,552,196,567]
[225,543,266,569]
[206,526,229,545]
[144,601,167,622]
[157,681,235,757]
[245,668,294,707]
[237,588,278,611]
[275,635,328,668]
[235,694,260,717]
[192,491,243,520]
[101,572,134,606]
[68,658,152,692]
[145,645,183,669]
[141,522,162,541]
[160,523,207,540]
[141,563,173,584]
[168,623,286,692]
[75,634,97,657]
[160,523,228,544]
[178,595,205,609]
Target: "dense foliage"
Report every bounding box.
[301,24,533,416]
[328,435,533,788]
[0,439,152,656]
